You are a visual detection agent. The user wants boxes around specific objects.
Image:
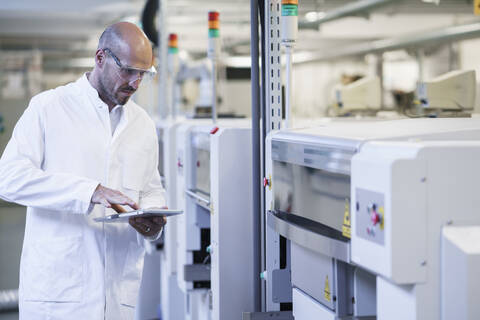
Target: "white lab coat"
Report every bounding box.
[0,75,166,320]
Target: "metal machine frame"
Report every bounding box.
[175,121,256,320]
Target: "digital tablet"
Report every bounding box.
[93,209,183,223]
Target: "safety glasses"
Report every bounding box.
[102,48,156,84]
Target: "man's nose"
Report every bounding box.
[129,77,141,89]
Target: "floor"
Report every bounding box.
[0,203,26,320]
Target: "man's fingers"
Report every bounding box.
[111,203,127,213]
[101,198,111,208]
[107,193,138,211]
[127,201,140,211]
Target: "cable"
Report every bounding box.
[141,0,159,47]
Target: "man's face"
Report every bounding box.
[98,48,152,106]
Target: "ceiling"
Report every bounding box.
[0,0,477,70]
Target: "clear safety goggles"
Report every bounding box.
[103,48,156,84]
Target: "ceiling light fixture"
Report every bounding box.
[421,0,440,5]
[305,11,326,22]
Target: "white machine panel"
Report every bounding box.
[441,225,480,320]
[176,122,200,293]
[210,126,254,320]
[292,288,336,320]
[158,120,191,320]
[351,143,428,284]
[352,141,480,320]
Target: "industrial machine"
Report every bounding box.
[265,118,480,319]
[334,76,382,115]
[351,139,480,320]
[175,121,255,320]
[157,119,186,320]
[157,118,213,320]
[417,70,476,111]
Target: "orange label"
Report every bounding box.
[208,20,220,29]
[282,0,298,4]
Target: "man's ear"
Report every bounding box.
[95,49,107,68]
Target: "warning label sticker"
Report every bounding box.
[324,275,331,302]
[342,198,351,239]
[379,206,384,230]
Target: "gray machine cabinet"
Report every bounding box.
[291,242,354,316]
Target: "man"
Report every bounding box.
[0,22,166,319]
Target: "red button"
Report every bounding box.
[263,177,269,188]
[210,126,219,134]
[371,211,381,225]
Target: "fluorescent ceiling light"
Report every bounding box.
[305,11,326,22]
[179,50,189,60]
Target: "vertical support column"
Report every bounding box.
[158,0,169,119]
[264,0,285,313]
[417,48,425,83]
[251,0,262,313]
[280,0,298,128]
[265,0,283,132]
[211,61,217,123]
[208,11,221,124]
[448,43,459,71]
[375,53,384,109]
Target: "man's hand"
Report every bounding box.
[129,207,167,237]
[91,184,139,211]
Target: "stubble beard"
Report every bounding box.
[98,75,130,106]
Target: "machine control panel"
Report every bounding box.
[355,188,385,245]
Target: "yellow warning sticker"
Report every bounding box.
[379,206,384,230]
[475,0,480,15]
[324,275,331,302]
[342,198,351,239]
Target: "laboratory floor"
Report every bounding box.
[0,312,18,320]
[0,203,26,320]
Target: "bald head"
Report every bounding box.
[88,22,154,109]
[98,22,153,70]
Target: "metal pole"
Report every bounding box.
[250,0,261,312]
[212,60,217,123]
[172,74,177,120]
[375,53,384,109]
[417,48,425,83]
[259,0,267,310]
[285,46,292,128]
[158,0,168,119]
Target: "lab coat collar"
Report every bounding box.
[77,74,131,140]
[78,73,109,110]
